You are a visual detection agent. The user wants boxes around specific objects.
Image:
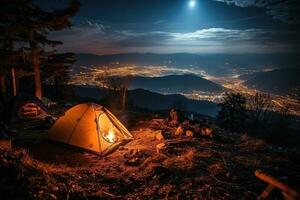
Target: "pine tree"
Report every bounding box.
[217,92,247,132]
[0,0,33,97]
[1,0,80,99]
[42,52,76,100]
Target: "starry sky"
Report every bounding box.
[40,0,300,55]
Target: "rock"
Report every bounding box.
[156,143,166,153]
[0,139,12,150]
[49,193,57,200]
[118,146,125,150]
[125,157,140,166]
[175,126,184,135]
[201,128,213,137]
[155,130,164,141]
[186,130,194,137]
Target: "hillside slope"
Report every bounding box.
[129,74,223,93]
[2,117,300,199]
[244,68,300,98]
[73,86,219,117]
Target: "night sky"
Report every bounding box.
[40,0,300,55]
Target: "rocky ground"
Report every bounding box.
[0,115,300,199]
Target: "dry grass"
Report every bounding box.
[162,148,195,170]
[239,133,265,150]
[1,118,300,199]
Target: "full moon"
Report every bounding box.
[189,0,196,8]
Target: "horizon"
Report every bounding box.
[76,52,300,56]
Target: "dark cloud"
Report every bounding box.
[115,32,171,47]
[213,0,300,24]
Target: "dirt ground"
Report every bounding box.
[1,118,300,199]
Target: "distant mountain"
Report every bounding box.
[73,86,219,117]
[129,74,223,93]
[244,68,300,98]
[75,53,300,76]
[128,89,219,117]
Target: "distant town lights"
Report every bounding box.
[189,0,196,8]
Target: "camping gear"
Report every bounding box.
[41,97,56,107]
[48,103,133,155]
[9,94,50,121]
[18,102,43,117]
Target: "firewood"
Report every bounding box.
[255,169,300,200]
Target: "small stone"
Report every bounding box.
[125,157,140,166]
[201,128,213,137]
[49,193,57,200]
[53,186,59,191]
[119,146,125,150]
[175,126,184,135]
[155,130,164,141]
[156,143,166,153]
[186,130,194,137]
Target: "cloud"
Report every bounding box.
[50,19,299,54]
[170,28,269,41]
[213,0,300,23]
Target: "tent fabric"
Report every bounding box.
[48,103,133,154]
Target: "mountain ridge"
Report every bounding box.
[74,53,300,76]
[128,74,223,93]
[244,68,300,98]
[73,86,219,117]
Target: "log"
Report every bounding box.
[255,169,300,200]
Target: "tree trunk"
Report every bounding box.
[0,75,6,97]
[32,49,42,99]
[29,29,42,100]
[121,88,127,111]
[11,67,17,97]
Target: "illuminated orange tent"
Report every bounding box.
[48,103,133,155]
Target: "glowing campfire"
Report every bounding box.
[104,123,117,143]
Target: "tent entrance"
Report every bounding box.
[96,110,133,156]
[97,113,122,144]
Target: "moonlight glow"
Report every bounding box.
[189,0,196,8]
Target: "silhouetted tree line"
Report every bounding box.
[0,0,80,103]
[217,92,293,143]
